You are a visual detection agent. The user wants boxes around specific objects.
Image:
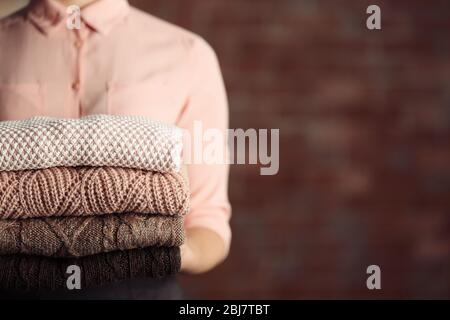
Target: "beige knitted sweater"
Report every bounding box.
[0,213,185,258]
[0,166,189,219]
[0,115,183,172]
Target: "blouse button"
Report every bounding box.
[72,82,80,91]
[74,40,83,49]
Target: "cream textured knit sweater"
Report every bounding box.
[0,115,183,172]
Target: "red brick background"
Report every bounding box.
[130,0,450,298]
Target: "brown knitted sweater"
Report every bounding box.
[0,167,189,219]
[0,247,181,291]
[0,214,185,257]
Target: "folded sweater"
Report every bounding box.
[0,247,181,291]
[0,115,183,172]
[0,214,185,257]
[0,166,189,219]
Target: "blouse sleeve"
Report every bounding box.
[176,37,232,253]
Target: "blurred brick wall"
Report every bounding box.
[129,0,450,299]
[0,0,447,300]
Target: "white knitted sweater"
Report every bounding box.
[0,115,183,172]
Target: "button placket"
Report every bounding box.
[72,27,87,116]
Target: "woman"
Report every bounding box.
[0,0,231,298]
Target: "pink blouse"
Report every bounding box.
[0,0,231,251]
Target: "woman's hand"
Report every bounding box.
[180,227,229,274]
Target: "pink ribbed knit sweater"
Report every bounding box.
[0,166,189,219]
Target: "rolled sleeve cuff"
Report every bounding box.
[184,208,232,254]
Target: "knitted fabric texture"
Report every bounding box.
[0,167,189,219]
[0,247,181,291]
[0,214,185,257]
[0,115,183,172]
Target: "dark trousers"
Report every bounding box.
[0,277,183,300]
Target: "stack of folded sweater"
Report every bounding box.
[0,115,188,291]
